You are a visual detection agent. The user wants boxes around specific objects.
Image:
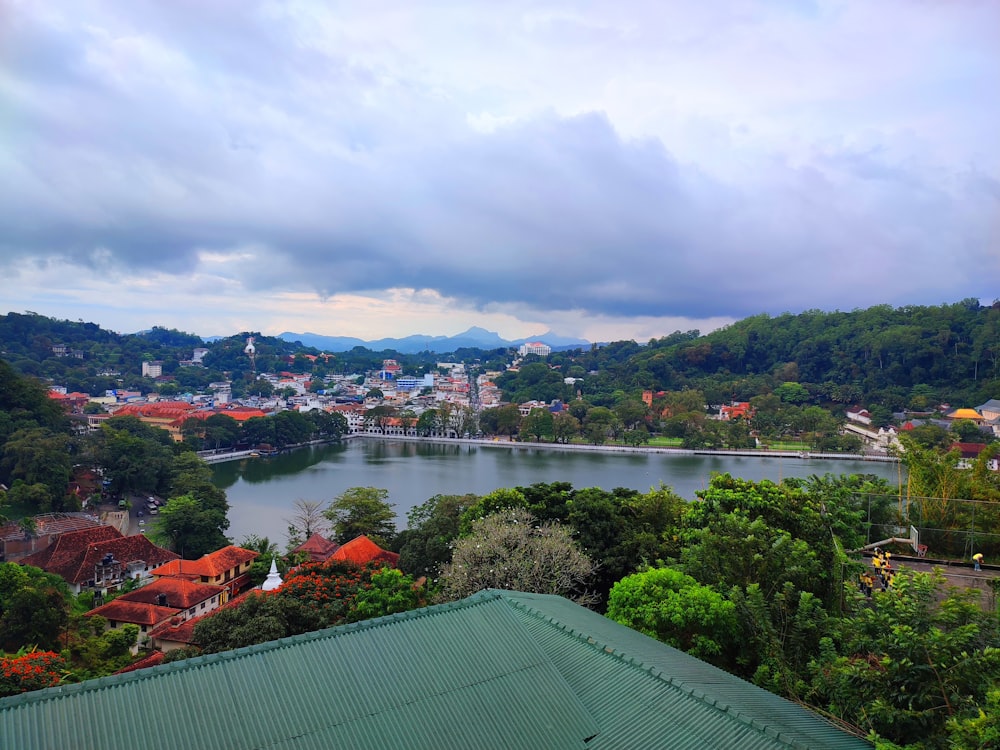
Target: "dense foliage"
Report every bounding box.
[193,559,427,654]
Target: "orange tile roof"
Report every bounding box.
[113,402,197,419]
[87,600,179,627]
[118,577,225,609]
[150,590,257,646]
[150,546,258,578]
[174,408,267,427]
[331,536,399,567]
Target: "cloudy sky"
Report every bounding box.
[2,1,998,343]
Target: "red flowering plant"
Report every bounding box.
[278,560,423,627]
[0,650,67,697]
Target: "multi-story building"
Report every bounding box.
[518,342,551,357]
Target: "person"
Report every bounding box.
[973,552,984,571]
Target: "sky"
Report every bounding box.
[1,1,998,344]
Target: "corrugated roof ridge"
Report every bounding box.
[493,591,819,750]
[0,591,505,710]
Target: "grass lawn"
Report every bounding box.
[647,436,684,447]
[760,441,811,451]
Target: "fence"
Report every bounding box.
[858,492,1000,561]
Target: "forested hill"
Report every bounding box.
[555,299,1000,409]
[4,300,1000,408]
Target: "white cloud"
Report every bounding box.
[0,0,997,340]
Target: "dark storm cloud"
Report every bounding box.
[1,1,997,323]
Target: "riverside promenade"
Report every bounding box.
[198,433,899,464]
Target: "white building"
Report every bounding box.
[518,342,552,357]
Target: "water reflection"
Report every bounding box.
[213,439,901,543]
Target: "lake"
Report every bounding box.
[212,438,902,544]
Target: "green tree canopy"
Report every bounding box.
[440,508,595,602]
[324,486,396,546]
[606,567,737,663]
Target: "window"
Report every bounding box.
[200,602,206,610]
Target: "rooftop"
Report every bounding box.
[330,535,399,567]
[0,590,871,750]
[150,546,257,579]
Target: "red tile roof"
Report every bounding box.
[114,651,166,674]
[0,514,103,543]
[331,536,399,567]
[87,600,179,627]
[150,590,257,646]
[291,533,339,562]
[118,577,225,609]
[150,546,258,579]
[20,527,178,586]
[112,402,197,419]
[951,442,996,459]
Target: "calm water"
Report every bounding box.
[212,439,901,543]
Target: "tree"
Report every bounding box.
[520,408,553,442]
[583,406,616,444]
[552,411,580,443]
[440,508,595,602]
[0,563,71,652]
[240,535,281,586]
[193,592,325,654]
[614,399,649,430]
[951,418,988,444]
[349,568,428,623]
[153,494,229,559]
[458,488,527,534]
[169,452,229,518]
[415,409,439,436]
[811,570,1000,748]
[88,417,174,496]
[285,499,329,548]
[494,404,522,437]
[606,567,737,663]
[0,651,67,697]
[395,493,473,578]
[324,487,396,546]
[1,427,72,511]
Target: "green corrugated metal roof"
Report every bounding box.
[0,590,870,750]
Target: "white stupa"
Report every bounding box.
[261,557,283,592]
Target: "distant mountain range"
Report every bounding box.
[276,326,590,354]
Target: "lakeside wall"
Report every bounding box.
[199,434,899,465]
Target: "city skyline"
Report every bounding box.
[2,2,997,342]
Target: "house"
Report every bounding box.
[951,442,1000,471]
[331,535,399,567]
[719,401,753,421]
[290,533,339,563]
[149,545,258,601]
[976,399,1000,421]
[0,513,104,563]
[109,401,199,440]
[845,406,872,425]
[0,590,872,750]
[946,407,984,423]
[148,590,256,654]
[19,526,179,595]
[86,577,227,650]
